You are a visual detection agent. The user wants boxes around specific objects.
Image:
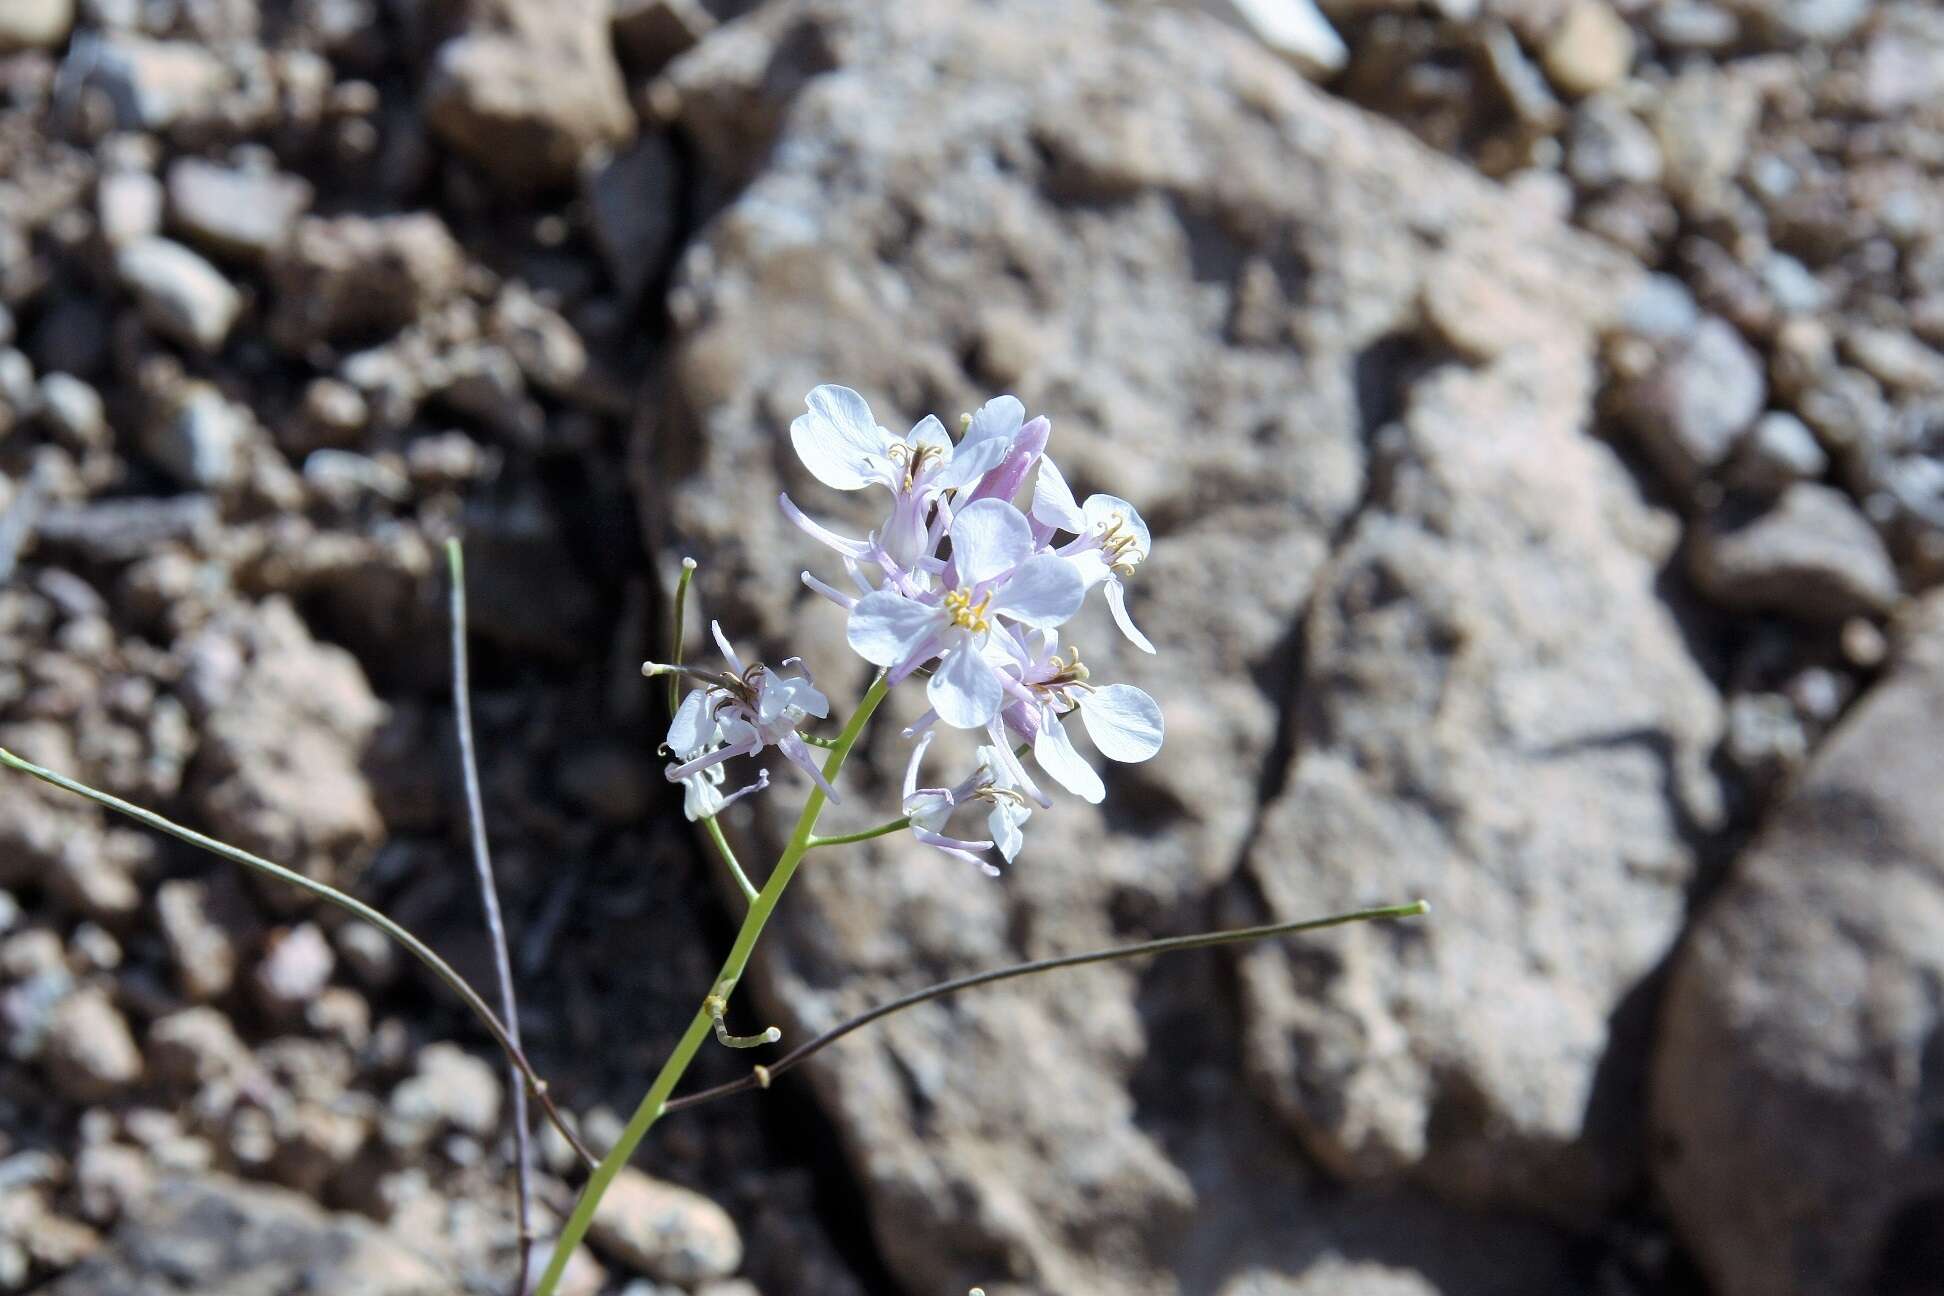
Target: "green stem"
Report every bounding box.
[534,673,891,1295]
[0,746,594,1169]
[701,816,759,904]
[668,558,696,716]
[805,816,911,849]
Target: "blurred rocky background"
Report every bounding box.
[0,0,1939,1293]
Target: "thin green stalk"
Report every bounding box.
[0,746,594,1170]
[664,899,1430,1112]
[533,673,891,1296]
[667,558,696,715]
[701,815,758,904]
[805,816,911,849]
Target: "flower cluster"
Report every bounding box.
[658,385,1163,873]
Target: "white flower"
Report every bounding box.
[995,630,1164,803]
[659,623,838,799]
[898,733,1036,874]
[789,384,1011,570]
[1032,457,1156,654]
[846,499,1084,729]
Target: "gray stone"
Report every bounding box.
[1617,315,1766,494]
[1722,0,1868,45]
[1565,93,1661,190]
[425,0,633,194]
[268,214,465,351]
[33,496,221,563]
[36,374,107,448]
[190,599,385,894]
[73,34,230,133]
[1727,410,1828,495]
[0,0,73,50]
[1654,591,1944,1296]
[647,0,1690,1287]
[587,1168,743,1285]
[382,1043,501,1152]
[154,880,238,1001]
[114,238,240,354]
[1843,325,1944,398]
[44,1174,447,1295]
[1690,482,1902,621]
[145,381,248,489]
[252,922,335,1018]
[147,1006,253,1089]
[96,170,163,249]
[44,989,143,1103]
[1652,65,1758,215]
[165,159,313,262]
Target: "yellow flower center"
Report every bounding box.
[1098,513,1143,575]
[944,588,993,634]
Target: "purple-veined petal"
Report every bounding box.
[1078,684,1164,762]
[779,492,873,560]
[913,827,1001,876]
[1033,708,1105,803]
[989,554,1085,628]
[792,385,891,490]
[802,569,858,610]
[933,431,1010,491]
[710,621,744,673]
[1031,455,1087,531]
[666,689,717,755]
[780,734,841,801]
[1104,578,1157,653]
[948,498,1035,586]
[847,592,942,668]
[928,640,1005,728]
[903,789,955,833]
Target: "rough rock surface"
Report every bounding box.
[45,1174,447,1295]
[187,599,386,893]
[644,0,1711,1287]
[1653,591,1944,1296]
[425,0,634,194]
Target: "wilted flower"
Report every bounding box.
[654,623,838,799]
[899,733,1037,875]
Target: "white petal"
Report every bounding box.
[847,592,941,667]
[933,431,1009,491]
[666,689,716,754]
[962,395,1023,452]
[1066,548,1113,590]
[907,414,952,455]
[1084,493,1151,560]
[1031,455,1087,531]
[1079,684,1164,762]
[1105,578,1157,654]
[990,554,1085,628]
[948,499,1034,586]
[902,728,937,801]
[791,385,890,490]
[710,620,744,673]
[989,802,1026,863]
[903,789,955,833]
[1034,709,1105,803]
[928,642,1004,728]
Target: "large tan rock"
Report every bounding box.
[1653,591,1944,1296]
[640,0,1698,1288]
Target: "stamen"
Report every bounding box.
[943,588,992,634]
